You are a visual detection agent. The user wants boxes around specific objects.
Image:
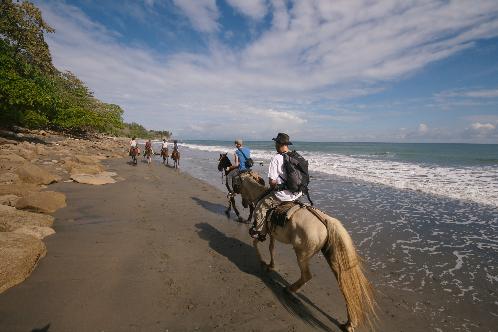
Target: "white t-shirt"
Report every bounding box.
[130,140,137,147]
[268,153,302,201]
[162,142,168,149]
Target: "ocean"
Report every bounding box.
[146,140,498,331]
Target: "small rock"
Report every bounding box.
[70,173,116,185]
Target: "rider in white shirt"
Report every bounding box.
[130,137,137,147]
[250,133,302,241]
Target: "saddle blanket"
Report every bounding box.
[265,201,304,230]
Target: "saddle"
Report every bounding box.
[265,201,304,232]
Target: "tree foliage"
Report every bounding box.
[0,0,164,138]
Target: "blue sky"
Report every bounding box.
[37,0,498,142]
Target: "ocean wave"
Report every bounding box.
[181,143,498,207]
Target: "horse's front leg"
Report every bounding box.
[247,203,255,223]
[286,250,312,293]
[266,235,275,271]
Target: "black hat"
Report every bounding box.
[272,133,292,145]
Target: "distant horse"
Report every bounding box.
[144,145,153,165]
[129,147,139,165]
[238,174,377,332]
[171,149,180,169]
[161,147,169,165]
[217,153,260,222]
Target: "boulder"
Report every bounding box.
[0,194,20,206]
[73,154,100,165]
[12,226,55,239]
[0,154,26,163]
[68,163,104,176]
[15,164,60,185]
[0,232,46,294]
[15,191,66,214]
[70,173,116,185]
[0,205,54,231]
[0,183,41,197]
[0,172,20,184]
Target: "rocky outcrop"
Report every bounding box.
[0,232,46,294]
[0,194,20,206]
[0,184,41,197]
[15,191,66,214]
[0,154,26,163]
[0,205,54,230]
[15,164,60,185]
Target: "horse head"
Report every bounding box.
[217,153,232,172]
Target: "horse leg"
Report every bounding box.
[231,197,243,222]
[247,203,255,223]
[286,250,312,293]
[266,235,275,271]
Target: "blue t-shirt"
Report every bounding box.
[235,147,251,171]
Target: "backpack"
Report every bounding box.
[279,151,313,204]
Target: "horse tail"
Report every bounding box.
[322,217,377,330]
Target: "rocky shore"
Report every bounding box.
[0,128,127,293]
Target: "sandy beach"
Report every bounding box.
[0,153,438,332]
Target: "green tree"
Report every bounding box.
[0,0,55,72]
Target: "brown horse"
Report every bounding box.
[238,174,377,332]
[171,149,180,169]
[161,147,169,165]
[129,147,139,165]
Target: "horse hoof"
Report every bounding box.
[224,210,230,218]
[341,322,355,332]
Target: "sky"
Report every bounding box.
[36,0,498,143]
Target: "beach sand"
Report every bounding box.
[0,158,433,331]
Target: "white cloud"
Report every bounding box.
[464,89,498,98]
[172,0,219,33]
[418,123,429,134]
[225,0,268,20]
[471,122,496,130]
[39,1,498,140]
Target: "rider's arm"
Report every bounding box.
[269,178,278,189]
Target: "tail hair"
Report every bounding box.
[323,217,377,329]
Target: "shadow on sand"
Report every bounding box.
[194,222,344,332]
[191,197,247,224]
[31,323,51,332]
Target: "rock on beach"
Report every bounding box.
[0,232,46,294]
[15,191,66,214]
[15,164,60,185]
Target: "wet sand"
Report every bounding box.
[0,158,431,331]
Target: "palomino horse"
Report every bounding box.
[171,149,180,169]
[217,153,261,222]
[238,174,377,332]
[161,147,169,165]
[129,147,139,165]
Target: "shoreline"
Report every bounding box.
[1,154,432,331]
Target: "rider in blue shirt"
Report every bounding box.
[226,139,251,192]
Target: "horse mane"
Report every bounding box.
[239,171,268,203]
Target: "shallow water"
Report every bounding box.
[152,142,498,331]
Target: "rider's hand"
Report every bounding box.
[226,167,230,172]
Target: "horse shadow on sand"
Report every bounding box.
[191,197,247,224]
[194,222,344,332]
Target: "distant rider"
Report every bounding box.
[145,139,154,165]
[249,133,302,241]
[226,139,251,193]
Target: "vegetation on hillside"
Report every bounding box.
[0,0,170,139]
